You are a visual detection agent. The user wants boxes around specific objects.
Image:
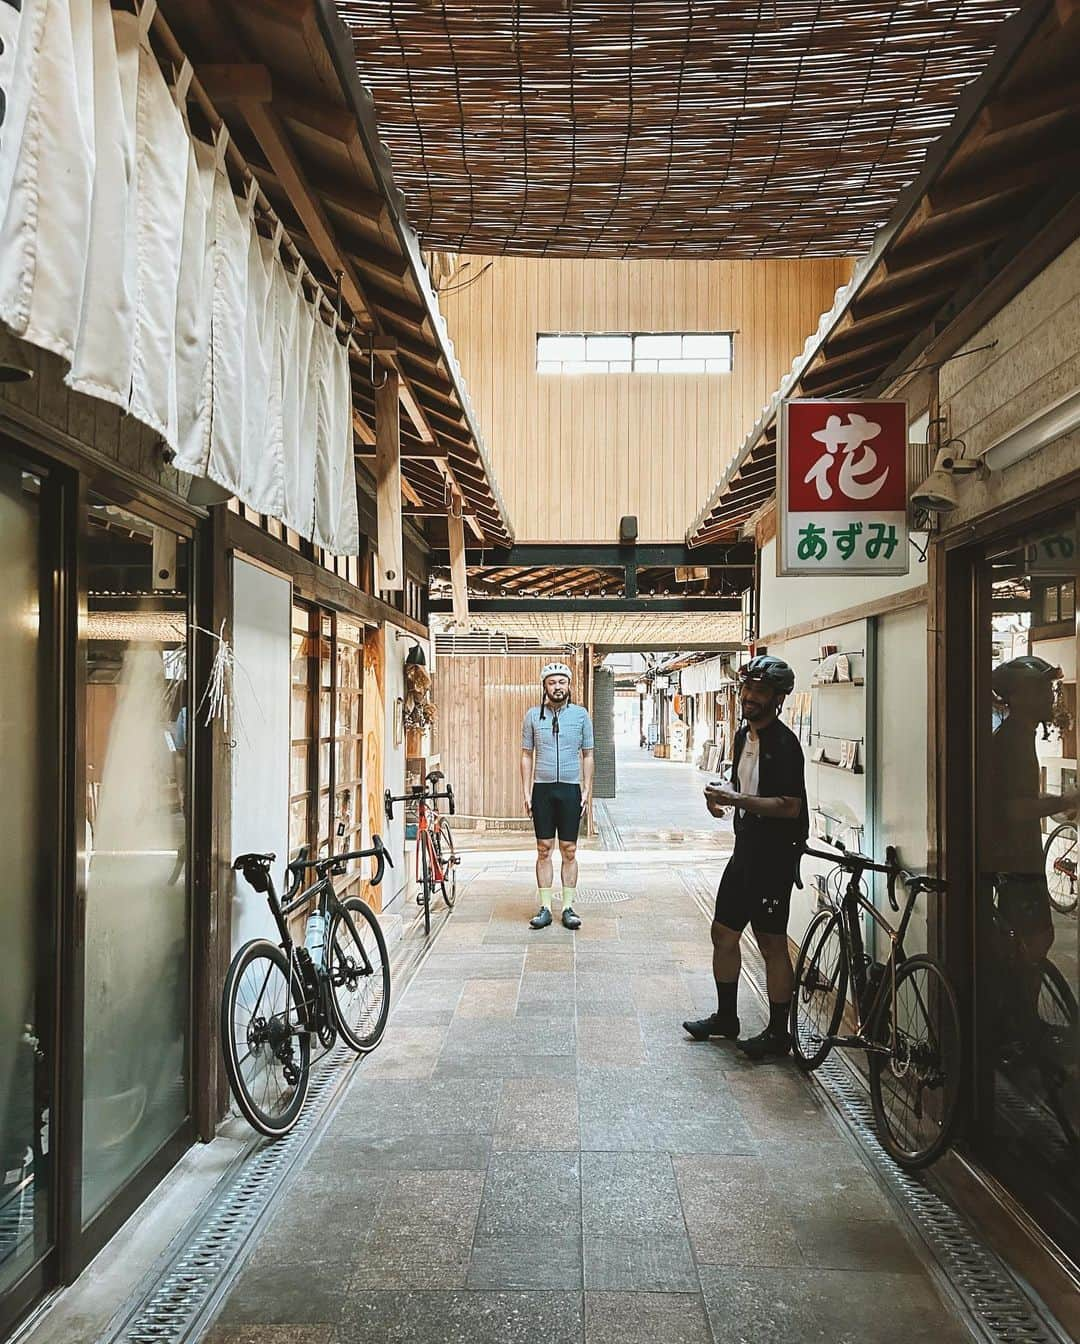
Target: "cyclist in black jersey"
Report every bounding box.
[684,655,807,1059]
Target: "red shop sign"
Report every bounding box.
[778,398,909,577]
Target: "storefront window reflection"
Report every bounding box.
[82,499,190,1225]
[977,510,1079,1258]
[0,461,52,1295]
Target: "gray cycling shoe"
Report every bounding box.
[529,907,553,929]
[561,906,582,930]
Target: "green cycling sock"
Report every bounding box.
[538,887,553,910]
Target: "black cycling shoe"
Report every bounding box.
[683,1013,740,1042]
[737,1027,791,1060]
[529,907,553,929]
[561,906,582,930]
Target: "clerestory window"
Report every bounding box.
[536,331,734,375]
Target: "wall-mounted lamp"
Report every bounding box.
[910,442,989,515]
[0,329,34,383]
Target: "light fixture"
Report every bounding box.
[186,474,233,507]
[0,329,34,383]
[983,387,1080,473]
[910,444,989,515]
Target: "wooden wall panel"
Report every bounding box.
[439,256,853,542]
[433,652,584,822]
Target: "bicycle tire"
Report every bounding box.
[433,818,457,909]
[869,953,961,1169]
[791,908,848,1071]
[1037,959,1079,1148]
[328,896,391,1053]
[419,836,433,934]
[221,939,310,1138]
[1044,822,1078,915]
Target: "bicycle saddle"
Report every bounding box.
[232,852,274,868]
[426,769,445,783]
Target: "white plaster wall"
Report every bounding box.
[939,235,1080,526]
[874,603,929,956]
[758,535,928,639]
[230,559,291,950]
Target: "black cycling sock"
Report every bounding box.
[716,980,738,1020]
[769,999,791,1035]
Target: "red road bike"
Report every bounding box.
[385,770,459,934]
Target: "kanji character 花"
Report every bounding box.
[803,413,889,503]
[797,523,828,561]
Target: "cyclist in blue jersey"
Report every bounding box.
[521,662,595,930]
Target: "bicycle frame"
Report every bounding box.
[414,797,447,885]
[234,844,387,1032]
[806,844,927,1058]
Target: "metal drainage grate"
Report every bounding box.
[811,1052,1071,1344]
[575,887,633,905]
[105,1040,358,1344]
[681,869,1073,1344]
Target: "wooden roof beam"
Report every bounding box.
[929,150,1080,213]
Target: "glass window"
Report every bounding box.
[536,331,734,375]
[974,505,1079,1261]
[635,334,682,360]
[0,460,55,1293]
[82,500,191,1224]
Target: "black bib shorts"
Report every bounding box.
[532,782,582,843]
[714,834,798,936]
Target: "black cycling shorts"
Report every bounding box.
[532,782,582,843]
[714,838,797,936]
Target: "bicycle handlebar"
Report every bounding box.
[384,784,455,822]
[800,839,945,913]
[236,837,392,902]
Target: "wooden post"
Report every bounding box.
[447,499,471,629]
[375,365,403,591]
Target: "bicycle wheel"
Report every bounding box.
[791,908,848,1070]
[1044,822,1078,915]
[328,896,391,1053]
[870,954,961,1168]
[418,837,433,934]
[433,818,457,909]
[221,939,310,1138]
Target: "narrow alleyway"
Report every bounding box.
[202,745,969,1344]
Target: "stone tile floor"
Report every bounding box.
[203,833,971,1344]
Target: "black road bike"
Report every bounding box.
[223,838,393,1137]
[791,840,962,1169]
[385,771,458,934]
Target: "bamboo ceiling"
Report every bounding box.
[338,1,1019,258]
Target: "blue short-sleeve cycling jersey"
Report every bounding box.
[521,704,594,784]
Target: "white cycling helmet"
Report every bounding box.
[542,662,573,682]
[540,661,573,718]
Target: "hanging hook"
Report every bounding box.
[369,335,389,390]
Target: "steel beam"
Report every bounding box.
[426,543,755,568]
[428,597,742,614]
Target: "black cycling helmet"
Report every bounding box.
[991,655,1061,702]
[739,654,795,696]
